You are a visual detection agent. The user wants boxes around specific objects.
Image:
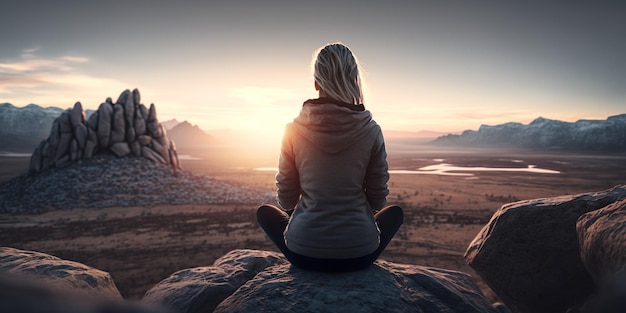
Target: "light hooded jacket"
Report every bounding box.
[277,97,390,259]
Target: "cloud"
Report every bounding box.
[0,48,127,107]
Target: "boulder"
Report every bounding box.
[138,135,152,146]
[130,141,141,156]
[465,185,626,313]
[110,142,131,157]
[0,247,122,299]
[577,198,626,284]
[59,111,72,133]
[55,133,72,161]
[142,146,166,164]
[115,89,131,105]
[70,139,79,161]
[97,102,113,148]
[135,106,147,136]
[148,103,157,122]
[86,110,99,131]
[139,104,149,121]
[144,249,505,313]
[132,88,141,106]
[29,140,45,173]
[123,91,135,127]
[126,126,136,143]
[74,124,87,149]
[110,104,126,144]
[83,128,98,160]
[152,140,170,163]
[70,101,85,127]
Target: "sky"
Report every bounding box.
[1,1,625,141]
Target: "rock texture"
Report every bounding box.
[144,249,507,313]
[0,251,168,313]
[0,247,122,299]
[1,154,274,213]
[28,89,181,174]
[464,185,626,313]
[577,198,626,284]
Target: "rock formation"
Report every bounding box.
[465,185,626,313]
[28,89,181,174]
[144,249,508,313]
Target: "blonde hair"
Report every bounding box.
[312,42,364,105]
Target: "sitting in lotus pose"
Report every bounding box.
[257,42,403,272]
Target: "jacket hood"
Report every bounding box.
[291,98,379,154]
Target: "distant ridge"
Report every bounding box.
[0,103,65,152]
[432,114,626,151]
[167,120,216,149]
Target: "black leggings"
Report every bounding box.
[257,204,403,272]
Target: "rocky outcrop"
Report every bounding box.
[28,89,181,174]
[577,198,626,284]
[465,185,626,313]
[0,247,122,299]
[144,249,508,313]
[0,248,168,313]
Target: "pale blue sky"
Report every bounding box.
[1,1,625,140]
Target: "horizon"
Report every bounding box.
[1,1,626,144]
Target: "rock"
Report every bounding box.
[97,102,113,148]
[570,271,626,313]
[59,111,72,133]
[115,89,130,105]
[70,139,79,161]
[74,124,87,149]
[577,198,626,284]
[123,91,135,127]
[110,103,126,144]
[142,146,166,164]
[132,88,141,106]
[29,140,45,173]
[84,128,98,159]
[56,133,72,161]
[138,135,152,146]
[110,142,131,157]
[86,110,98,131]
[145,249,504,313]
[148,103,157,122]
[48,119,60,148]
[152,139,170,164]
[139,104,149,121]
[55,154,70,167]
[135,107,147,136]
[0,247,121,300]
[126,126,136,143]
[130,141,141,156]
[465,185,626,313]
[106,97,113,105]
[147,120,161,138]
[70,101,85,127]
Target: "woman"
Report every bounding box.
[257,42,403,272]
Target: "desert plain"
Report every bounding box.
[1,143,625,302]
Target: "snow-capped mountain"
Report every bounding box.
[0,103,66,152]
[432,114,626,151]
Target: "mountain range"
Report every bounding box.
[432,114,626,151]
[2,103,625,153]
